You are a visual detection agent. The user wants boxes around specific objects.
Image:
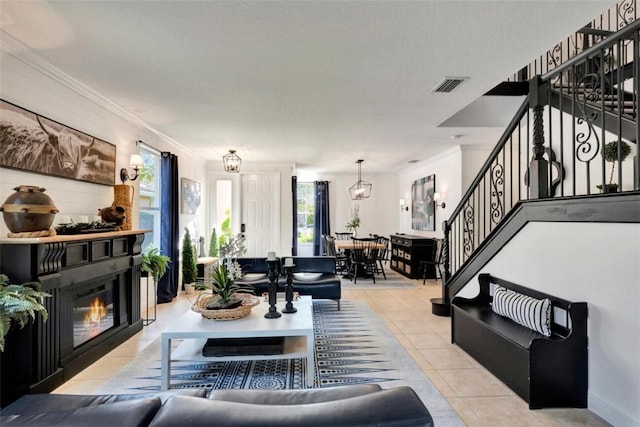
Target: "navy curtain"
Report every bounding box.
[157,152,179,304]
[291,176,298,256]
[312,181,330,256]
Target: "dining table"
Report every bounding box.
[334,239,387,251]
[333,239,387,280]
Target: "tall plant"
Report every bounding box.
[182,228,198,284]
[208,227,219,257]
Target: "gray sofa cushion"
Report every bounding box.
[150,387,434,427]
[208,383,382,404]
[1,397,161,426]
[0,389,206,415]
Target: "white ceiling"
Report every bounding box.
[0,1,613,173]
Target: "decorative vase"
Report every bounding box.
[0,186,58,233]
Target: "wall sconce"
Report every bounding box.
[223,149,242,173]
[433,192,446,209]
[399,199,409,212]
[120,154,144,184]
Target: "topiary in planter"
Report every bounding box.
[208,227,219,257]
[182,228,198,285]
[597,140,631,193]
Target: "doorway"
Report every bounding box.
[241,173,280,257]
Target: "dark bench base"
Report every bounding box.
[452,274,588,409]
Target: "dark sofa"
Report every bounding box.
[0,385,434,426]
[233,256,341,309]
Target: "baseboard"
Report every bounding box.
[590,393,639,427]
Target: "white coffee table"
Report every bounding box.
[161,295,315,390]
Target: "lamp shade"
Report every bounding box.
[130,154,143,168]
[349,159,372,200]
[223,150,242,173]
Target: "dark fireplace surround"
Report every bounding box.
[0,231,145,407]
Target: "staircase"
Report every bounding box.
[431,11,640,316]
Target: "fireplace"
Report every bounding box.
[72,284,116,348]
[0,232,145,408]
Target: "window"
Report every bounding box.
[138,147,161,253]
[297,182,315,246]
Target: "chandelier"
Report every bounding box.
[349,159,372,200]
[222,149,242,173]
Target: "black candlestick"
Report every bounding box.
[264,258,281,318]
[282,263,297,314]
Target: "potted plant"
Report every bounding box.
[141,247,171,286]
[345,212,361,236]
[182,228,198,293]
[205,261,254,310]
[0,274,50,352]
[596,140,631,193]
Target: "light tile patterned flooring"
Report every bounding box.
[55,278,610,426]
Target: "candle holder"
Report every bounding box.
[282,261,297,314]
[264,258,281,319]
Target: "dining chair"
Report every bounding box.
[420,238,443,285]
[334,232,353,241]
[349,237,378,284]
[325,235,349,273]
[373,235,389,279]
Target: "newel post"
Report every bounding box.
[441,219,451,286]
[529,77,550,199]
[430,220,452,317]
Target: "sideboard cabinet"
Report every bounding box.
[389,234,437,279]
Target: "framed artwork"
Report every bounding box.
[181,177,201,214]
[0,99,116,185]
[411,174,435,231]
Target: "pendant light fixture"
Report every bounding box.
[349,159,372,200]
[223,149,242,173]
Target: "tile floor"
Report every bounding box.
[54,278,610,426]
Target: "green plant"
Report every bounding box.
[345,215,361,232]
[0,274,50,352]
[208,228,219,257]
[204,261,254,309]
[596,140,631,192]
[141,247,171,284]
[182,228,198,284]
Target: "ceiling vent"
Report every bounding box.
[432,77,468,93]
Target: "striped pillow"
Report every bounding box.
[491,286,552,337]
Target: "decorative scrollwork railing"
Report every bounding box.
[439,20,639,306]
[513,0,638,81]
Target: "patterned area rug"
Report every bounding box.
[96,300,462,425]
[340,268,419,289]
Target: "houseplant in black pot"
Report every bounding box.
[597,140,631,193]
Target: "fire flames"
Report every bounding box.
[84,297,107,326]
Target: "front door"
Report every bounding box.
[241,173,279,257]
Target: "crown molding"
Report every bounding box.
[0,30,193,155]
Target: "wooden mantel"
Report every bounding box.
[0,229,151,245]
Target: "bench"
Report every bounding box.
[278,256,341,310]
[232,256,341,310]
[451,273,587,409]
